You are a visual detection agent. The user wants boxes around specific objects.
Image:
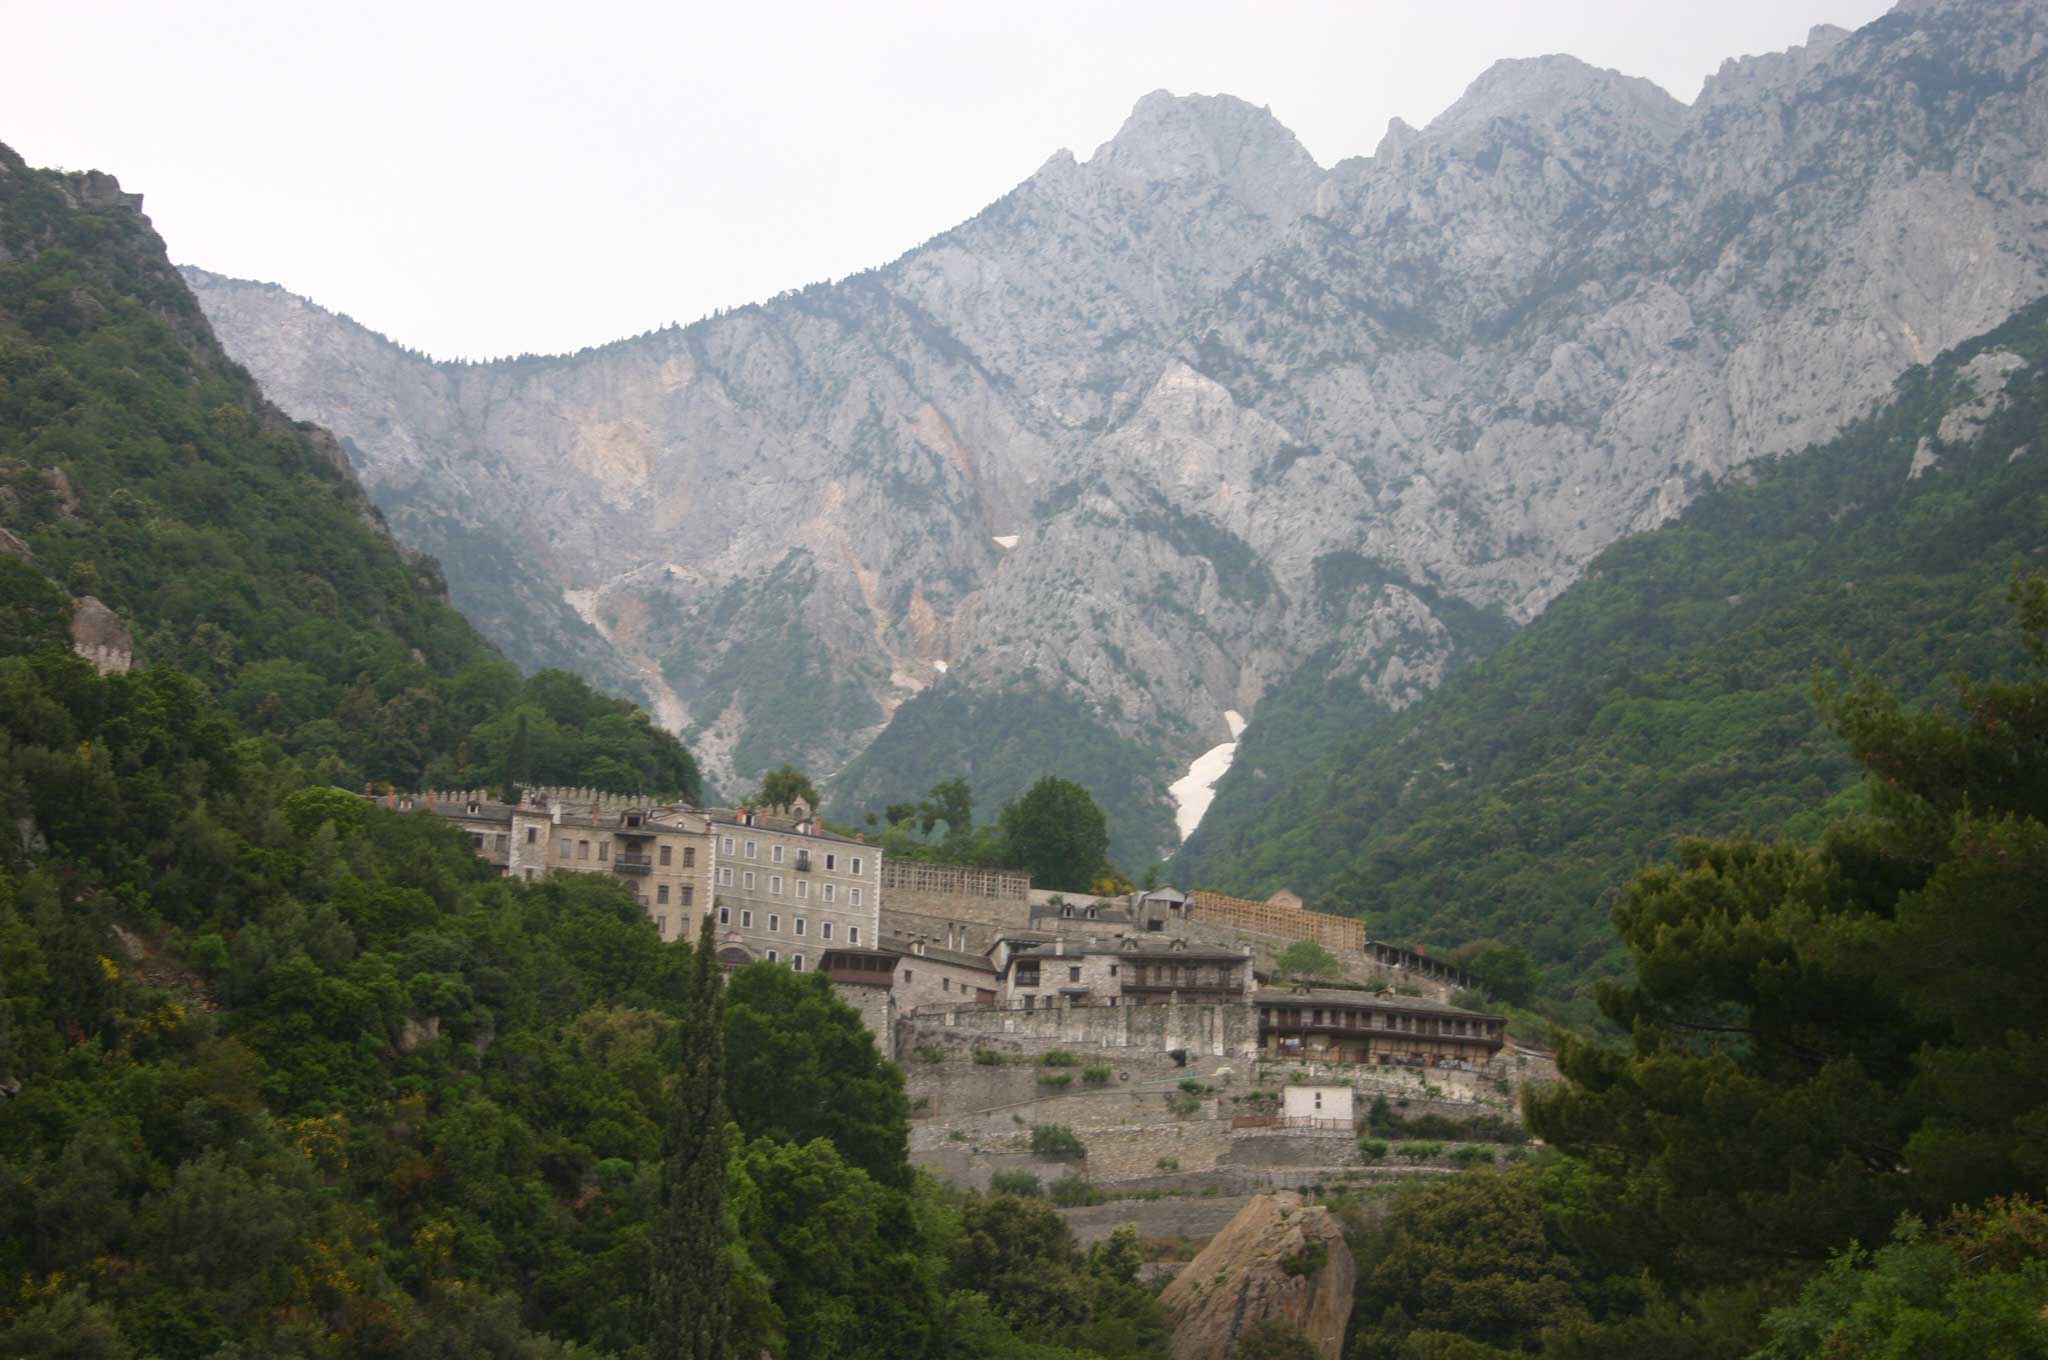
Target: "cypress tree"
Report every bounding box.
[651,914,731,1360]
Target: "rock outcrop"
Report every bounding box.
[182,0,2048,858]
[1157,1192,1355,1360]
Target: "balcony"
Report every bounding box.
[614,854,654,875]
[793,852,813,872]
[1122,979,1244,997]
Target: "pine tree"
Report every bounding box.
[651,914,731,1360]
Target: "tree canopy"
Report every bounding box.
[997,776,1113,893]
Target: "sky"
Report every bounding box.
[9,0,1894,360]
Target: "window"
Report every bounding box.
[1109,964,1118,977]
[851,857,862,876]
[768,914,780,933]
[1069,966,1082,983]
[741,910,753,928]
[719,906,731,925]
[822,884,834,903]
[682,885,694,906]
[942,977,951,992]
[792,954,804,972]
[659,845,672,866]
[825,853,836,871]
[794,918,805,936]
[743,871,755,891]
[657,884,670,905]
[526,826,537,844]
[821,922,833,941]
[719,866,734,886]
[683,846,696,868]
[470,834,484,850]
[849,887,862,908]
[773,844,785,864]
[1016,964,1040,987]
[767,950,778,963]
[558,839,569,859]
[902,970,913,983]
[796,881,809,899]
[524,868,534,880]
[656,914,668,936]
[597,842,609,862]
[849,927,860,945]
[770,875,783,895]
[745,840,757,859]
[578,840,590,861]
[1313,1090,1323,1110]
[722,836,734,855]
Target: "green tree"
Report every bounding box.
[1274,940,1341,981]
[722,964,910,1186]
[650,915,731,1360]
[917,777,974,838]
[1227,1319,1320,1360]
[997,777,1111,893]
[758,765,819,813]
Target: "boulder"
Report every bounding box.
[1158,1191,1354,1360]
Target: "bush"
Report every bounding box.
[1357,1137,1390,1163]
[1367,1094,1394,1133]
[989,1170,1042,1197]
[1177,1078,1213,1096]
[1450,1145,1495,1167]
[1029,1124,1086,1161]
[1398,1141,1444,1165]
[1227,1318,1322,1360]
[1167,1048,1189,1067]
[1082,1065,1113,1085]
[1278,1240,1329,1278]
[972,1046,1006,1067]
[915,1045,945,1064]
[1048,1174,1103,1207]
[1165,1090,1205,1118]
[1041,1049,1078,1067]
[1156,1156,1180,1171]
[1037,1072,1073,1089]
[910,1095,931,1113]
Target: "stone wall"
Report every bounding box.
[900,999,1260,1063]
[832,982,895,1046]
[881,860,1033,934]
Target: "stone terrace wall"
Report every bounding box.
[901,1000,1260,1062]
[1189,891,1364,951]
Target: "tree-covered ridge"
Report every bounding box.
[1176,296,2048,1010]
[0,142,697,799]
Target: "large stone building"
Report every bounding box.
[395,788,880,970]
[996,937,1257,1010]
[1254,987,1504,1067]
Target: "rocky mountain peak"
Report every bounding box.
[1430,53,1686,151]
[1694,22,1853,108]
[1088,90,1324,221]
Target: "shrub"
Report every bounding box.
[1048,1175,1103,1207]
[1168,1048,1189,1067]
[1082,1065,1113,1085]
[989,1170,1043,1197]
[972,1046,1006,1066]
[1177,1078,1213,1096]
[1165,1090,1204,1118]
[910,1095,931,1113]
[1367,1094,1394,1132]
[1450,1145,1496,1167]
[1398,1141,1444,1165]
[1029,1124,1086,1161]
[1278,1240,1329,1278]
[1357,1137,1390,1163]
[1041,1049,1078,1067]
[1156,1156,1180,1171]
[1037,1072,1073,1089]
[914,1044,945,1064]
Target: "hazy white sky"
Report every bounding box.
[10,0,1893,359]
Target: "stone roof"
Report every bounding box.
[1011,940,1249,963]
[881,934,998,974]
[706,809,870,848]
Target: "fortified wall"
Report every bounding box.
[1189,891,1365,952]
[880,861,1032,950]
[899,999,1260,1063]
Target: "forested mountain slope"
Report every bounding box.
[188,0,2048,868]
[1176,296,2048,1004]
[0,144,697,798]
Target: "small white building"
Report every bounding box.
[1281,1084,1355,1127]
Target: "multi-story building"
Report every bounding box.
[879,928,1001,1009]
[1254,986,1505,1067]
[996,937,1257,1010]
[700,804,879,974]
[390,789,880,970]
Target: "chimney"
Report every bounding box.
[855,832,864,844]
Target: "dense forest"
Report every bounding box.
[0,143,698,801]
[1177,298,2048,1016]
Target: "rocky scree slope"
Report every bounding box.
[186,0,2048,866]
